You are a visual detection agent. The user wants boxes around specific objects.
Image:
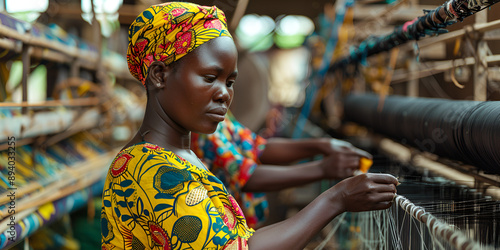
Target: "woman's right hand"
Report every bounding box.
[329,173,398,213]
[248,173,398,250]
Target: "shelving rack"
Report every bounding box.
[0,10,142,248]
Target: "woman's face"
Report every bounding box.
[159,36,238,134]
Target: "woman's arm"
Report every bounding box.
[258,137,372,165]
[241,161,323,192]
[243,140,372,192]
[242,149,365,192]
[248,173,398,250]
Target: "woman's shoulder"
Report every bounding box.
[119,142,215,178]
[108,142,192,177]
[115,142,180,161]
[107,142,227,198]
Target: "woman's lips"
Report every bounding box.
[206,113,226,121]
[206,107,227,121]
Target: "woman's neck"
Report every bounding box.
[123,99,208,171]
[137,97,191,150]
[139,126,190,149]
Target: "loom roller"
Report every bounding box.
[328,94,500,249]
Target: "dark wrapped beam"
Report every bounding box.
[344,94,500,174]
[328,0,500,71]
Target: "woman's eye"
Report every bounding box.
[226,80,235,88]
[204,76,216,83]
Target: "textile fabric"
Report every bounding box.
[127,2,232,85]
[191,112,268,228]
[101,142,254,249]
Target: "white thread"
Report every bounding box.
[328,194,494,250]
[313,212,347,250]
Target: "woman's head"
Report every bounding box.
[128,2,237,134]
[127,2,232,86]
[149,36,237,134]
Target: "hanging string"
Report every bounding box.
[314,213,347,250]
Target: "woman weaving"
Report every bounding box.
[101,2,398,249]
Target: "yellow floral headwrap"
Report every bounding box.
[127,2,232,85]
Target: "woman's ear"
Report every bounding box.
[147,61,169,89]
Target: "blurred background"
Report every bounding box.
[0,0,499,249]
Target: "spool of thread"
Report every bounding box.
[344,94,500,174]
[359,157,373,173]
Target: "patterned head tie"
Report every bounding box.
[127,2,232,86]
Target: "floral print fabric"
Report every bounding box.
[191,112,268,228]
[127,2,232,85]
[101,142,254,250]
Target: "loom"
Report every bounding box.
[341,155,497,250]
[299,0,500,246]
[314,94,500,249]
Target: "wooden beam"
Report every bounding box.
[352,4,439,22]
[0,25,82,58]
[378,137,500,200]
[391,55,500,84]
[400,19,500,52]
[354,0,410,40]
[0,97,100,108]
[488,67,500,81]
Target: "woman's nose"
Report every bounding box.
[214,83,232,103]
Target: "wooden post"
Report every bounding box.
[474,38,488,101]
[24,237,29,250]
[473,12,488,101]
[229,0,249,32]
[90,0,104,86]
[407,52,419,97]
[71,58,81,78]
[21,37,31,114]
[353,70,366,93]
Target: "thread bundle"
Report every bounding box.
[344,94,500,174]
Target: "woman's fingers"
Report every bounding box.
[371,183,397,194]
[368,173,399,186]
[351,147,372,159]
[369,192,397,210]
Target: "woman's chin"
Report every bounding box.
[194,124,219,135]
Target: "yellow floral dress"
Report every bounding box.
[101,142,254,250]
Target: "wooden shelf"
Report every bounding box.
[0,9,139,249]
[0,107,101,144]
[0,148,118,248]
[0,12,134,81]
[0,148,118,219]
